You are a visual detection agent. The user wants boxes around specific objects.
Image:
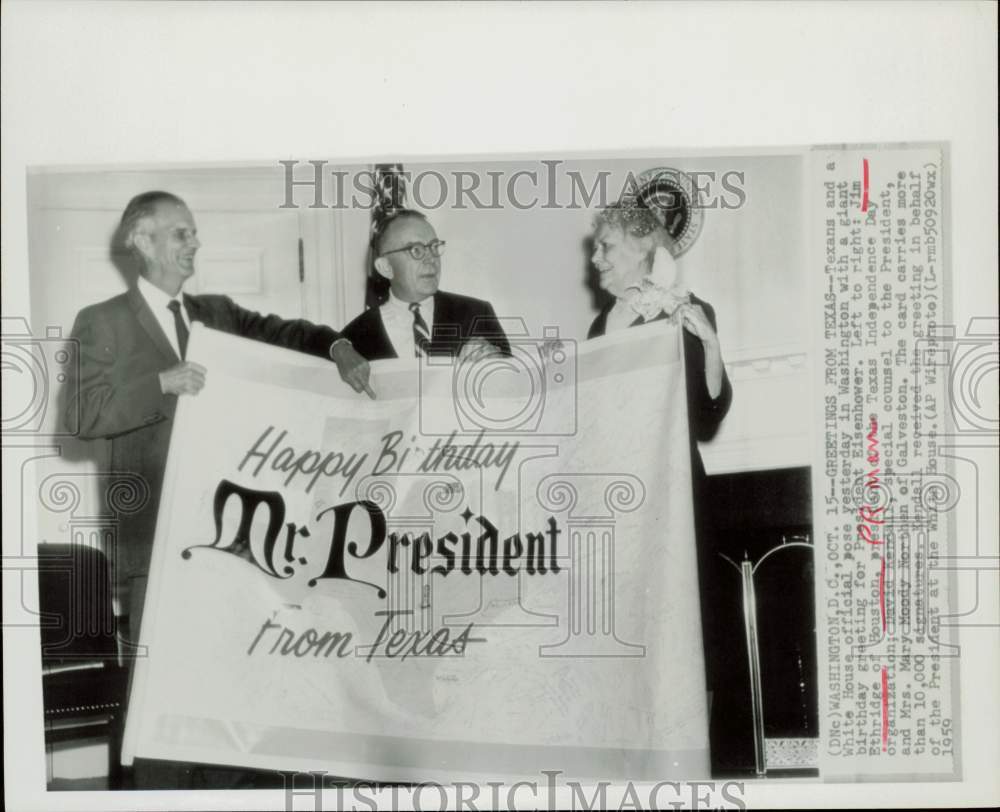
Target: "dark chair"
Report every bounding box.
[38,543,129,789]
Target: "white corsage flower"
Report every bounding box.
[623,246,691,322]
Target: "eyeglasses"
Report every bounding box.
[379,239,446,261]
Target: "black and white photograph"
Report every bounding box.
[23,154,815,790]
[2,3,996,811]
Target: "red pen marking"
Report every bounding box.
[859,415,884,546]
[865,415,880,477]
[861,158,870,211]
[881,666,889,751]
[863,416,887,631]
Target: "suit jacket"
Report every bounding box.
[587,293,732,482]
[341,290,511,361]
[64,286,343,588]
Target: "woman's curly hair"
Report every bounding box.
[593,202,662,239]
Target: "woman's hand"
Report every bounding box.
[679,303,719,347]
[679,303,725,399]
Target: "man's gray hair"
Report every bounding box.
[118,190,187,255]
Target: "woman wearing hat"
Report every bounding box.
[587,201,732,477]
[587,197,733,756]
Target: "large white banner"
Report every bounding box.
[122,321,706,782]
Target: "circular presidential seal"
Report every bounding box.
[621,166,704,258]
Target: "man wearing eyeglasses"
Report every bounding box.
[342,209,511,360]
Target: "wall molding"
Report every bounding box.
[704,343,813,475]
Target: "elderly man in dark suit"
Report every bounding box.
[342,209,510,360]
[65,191,374,643]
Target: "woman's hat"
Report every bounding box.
[621,167,704,258]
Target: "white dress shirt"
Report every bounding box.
[380,291,435,358]
[137,275,191,358]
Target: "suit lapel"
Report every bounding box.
[372,308,399,359]
[429,291,460,350]
[183,292,213,332]
[127,286,180,363]
[182,292,200,323]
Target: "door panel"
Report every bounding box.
[187,210,303,320]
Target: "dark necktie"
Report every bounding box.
[409,302,430,357]
[167,299,189,359]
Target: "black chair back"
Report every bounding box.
[38,542,128,788]
[38,543,118,665]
